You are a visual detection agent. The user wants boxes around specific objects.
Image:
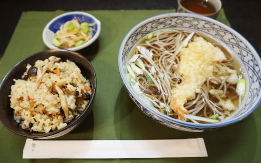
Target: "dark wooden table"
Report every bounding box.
[1,0,260,59]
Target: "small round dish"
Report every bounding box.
[0,50,97,139]
[42,12,101,51]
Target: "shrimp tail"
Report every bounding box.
[170,97,189,121]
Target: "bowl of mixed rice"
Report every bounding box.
[0,50,96,139]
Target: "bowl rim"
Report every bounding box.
[0,49,97,138]
[42,11,101,51]
[118,12,261,129]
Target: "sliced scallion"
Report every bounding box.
[236,78,246,96]
[184,114,219,123]
[127,64,136,79]
[173,32,194,56]
[209,114,218,119]
[140,38,148,44]
[143,70,152,82]
[130,63,143,74]
[135,58,145,69]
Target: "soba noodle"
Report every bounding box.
[127,29,246,124]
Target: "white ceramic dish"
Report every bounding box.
[43,12,101,51]
[118,13,261,132]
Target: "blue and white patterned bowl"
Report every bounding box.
[43,12,101,51]
[118,13,261,132]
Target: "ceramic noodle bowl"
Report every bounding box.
[118,13,261,132]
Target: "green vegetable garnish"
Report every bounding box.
[239,72,242,79]
[129,79,136,86]
[54,32,58,37]
[236,78,246,96]
[143,70,152,82]
[68,24,74,30]
[53,38,60,47]
[135,58,145,70]
[237,78,246,87]
[209,114,218,119]
[83,27,88,34]
[224,111,230,116]
[147,33,153,39]
[81,22,89,28]
[140,38,148,44]
[75,40,84,47]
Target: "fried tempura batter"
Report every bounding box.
[170,37,227,121]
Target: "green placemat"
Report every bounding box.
[0,9,260,163]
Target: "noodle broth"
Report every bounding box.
[126,28,246,124]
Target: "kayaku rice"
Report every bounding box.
[9,56,92,133]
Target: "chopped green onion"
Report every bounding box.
[236,78,246,96]
[182,32,194,48]
[239,72,242,79]
[147,33,153,39]
[209,114,218,119]
[129,80,135,86]
[142,93,165,109]
[143,69,160,90]
[140,38,148,44]
[130,81,142,96]
[130,63,143,74]
[127,64,136,79]
[129,76,136,86]
[143,70,152,82]
[128,54,139,63]
[135,58,145,69]
[224,110,230,116]
[236,78,246,107]
[127,73,135,82]
[140,94,154,108]
[184,114,219,123]
[173,32,194,56]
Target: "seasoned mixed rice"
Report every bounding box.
[9,56,91,133]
